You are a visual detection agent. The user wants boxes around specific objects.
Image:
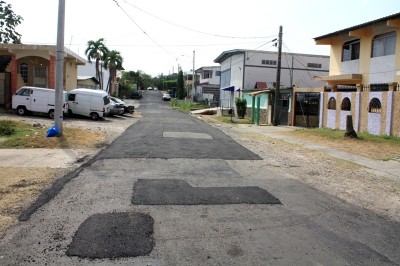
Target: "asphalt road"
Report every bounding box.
[0,90,399,265]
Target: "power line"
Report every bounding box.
[112,0,176,60]
[122,0,275,40]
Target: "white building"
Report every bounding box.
[77,61,110,91]
[214,49,330,107]
[195,66,221,104]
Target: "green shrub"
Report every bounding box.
[235,97,247,119]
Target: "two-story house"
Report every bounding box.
[214,49,329,124]
[0,44,86,108]
[195,66,221,104]
[314,12,400,136]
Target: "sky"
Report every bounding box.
[6,0,400,77]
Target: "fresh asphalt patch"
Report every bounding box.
[131,179,282,205]
[67,212,154,259]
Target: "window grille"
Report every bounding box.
[19,63,28,83]
[341,97,351,111]
[368,98,382,113]
[327,97,336,110]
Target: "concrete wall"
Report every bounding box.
[321,90,400,136]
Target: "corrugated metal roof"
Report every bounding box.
[314,12,400,41]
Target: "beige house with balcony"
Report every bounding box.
[0,44,86,108]
[314,12,400,136]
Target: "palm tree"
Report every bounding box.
[85,38,109,90]
[103,50,123,96]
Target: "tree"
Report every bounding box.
[85,38,109,90]
[176,69,185,99]
[0,1,23,44]
[103,50,123,96]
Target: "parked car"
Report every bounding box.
[110,96,134,114]
[108,97,125,116]
[12,86,69,118]
[131,90,142,99]
[67,88,111,120]
[162,93,171,101]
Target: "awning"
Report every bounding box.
[314,74,362,85]
[222,86,241,91]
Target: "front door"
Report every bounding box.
[295,92,320,127]
[33,66,47,88]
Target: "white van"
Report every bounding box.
[12,86,68,118]
[67,88,111,120]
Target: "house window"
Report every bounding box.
[372,32,396,57]
[262,59,277,65]
[19,63,28,83]
[327,97,336,110]
[307,63,322,68]
[368,98,382,113]
[342,39,360,61]
[203,70,213,79]
[215,71,221,77]
[341,97,351,111]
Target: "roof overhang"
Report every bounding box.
[249,89,271,96]
[314,12,400,45]
[77,76,100,84]
[314,74,362,85]
[214,49,246,63]
[0,43,86,65]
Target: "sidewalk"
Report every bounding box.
[235,124,400,179]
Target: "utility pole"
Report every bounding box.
[55,0,65,135]
[273,25,283,126]
[192,50,195,97]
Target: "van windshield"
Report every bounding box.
[103,96,110,105]
[16,88,31,96]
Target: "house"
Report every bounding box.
[77,61,109,91]
[214,49,329,124]
[314,12,400,136]
[77,76,100,90]
[0,44,86,108]
[195,66,221,104]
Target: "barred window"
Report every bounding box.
[341,97,351,111]
[327,97,336,110]
[19,63,28,83]
[368,98,382,113]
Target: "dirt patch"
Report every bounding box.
[280,130,400,160]
[0,166,70,237]
[200,115,400,222]
[0,108,140,237]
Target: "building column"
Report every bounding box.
[49,55,56,89]
[11,55,17,95]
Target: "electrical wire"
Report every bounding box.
[122,0,275,40]
[112,0,177,60]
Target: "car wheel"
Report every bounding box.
[17,106,27,116]
[48,109,55,119]
[90,112,100,120]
